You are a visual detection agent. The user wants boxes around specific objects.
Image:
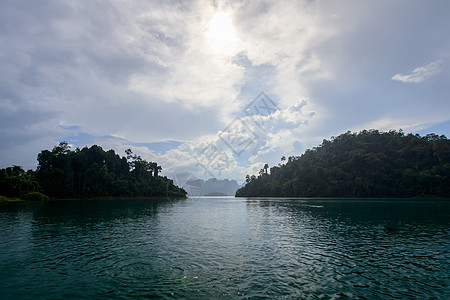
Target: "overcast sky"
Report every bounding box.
[1,0,449,183]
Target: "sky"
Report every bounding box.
[1,0,450,183]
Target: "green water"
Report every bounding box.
[0,197,449,299]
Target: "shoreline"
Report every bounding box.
[0,197,26,203]
[49,195,187,201]
[0,195,187,203]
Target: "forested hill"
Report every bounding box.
[0,142,186,200]
[236,130,450,198]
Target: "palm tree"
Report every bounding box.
[152,163,162,177]
[259,169,264,177]
[263,163,269,174]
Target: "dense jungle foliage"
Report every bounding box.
[0,142,186,199]
[236,130,450,198]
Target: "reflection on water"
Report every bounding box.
[0,198,449,299]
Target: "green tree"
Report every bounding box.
[34,143,186,198]
[236,130,450,198]
[245,175,251,183]
[0,166,40,198]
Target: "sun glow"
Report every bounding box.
[206,11,238,55]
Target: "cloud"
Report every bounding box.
[232,1,336,104]
[392,60,443,83]
[1,0,450,180]
[158,98,315,180]
[87,97,315,182]
[0,1,243,151]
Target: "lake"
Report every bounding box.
[1,197,449,299]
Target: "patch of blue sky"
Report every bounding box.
[417,119,450,137]
[133,140,183,154]
[58,125,82,131]
[233,150,250,167]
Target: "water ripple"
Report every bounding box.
[0,198,449,299]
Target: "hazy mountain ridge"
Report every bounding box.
[184,178,241,196]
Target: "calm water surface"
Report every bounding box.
[0,197,449,299]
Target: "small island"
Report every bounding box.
[0,142,186,201]
[236,130,450,198]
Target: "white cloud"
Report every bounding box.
[354,115,450,135]
[82,98,316,182]
[233,1,336,105]
[156,99,315,180]
[392,60,443,83]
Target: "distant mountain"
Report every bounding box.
[184,178,241,197]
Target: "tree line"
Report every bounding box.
[236,130,450,198]
[1,142,186,200]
